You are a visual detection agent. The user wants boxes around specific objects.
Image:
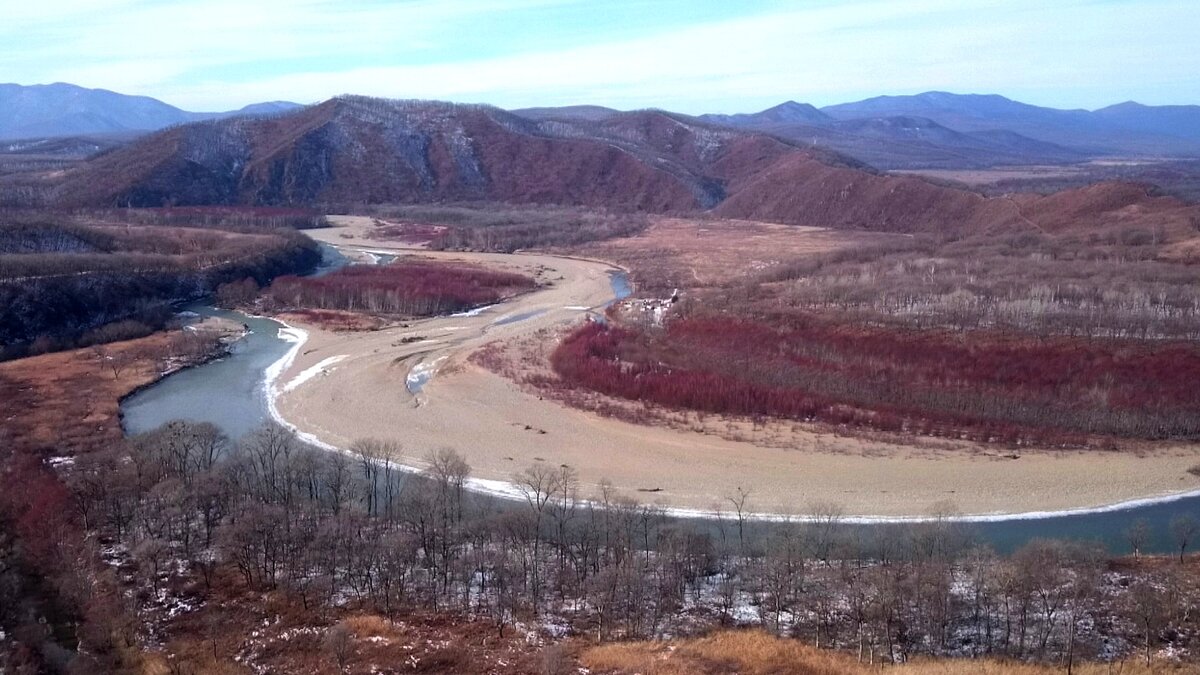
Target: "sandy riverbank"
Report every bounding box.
[272,217,1200,519]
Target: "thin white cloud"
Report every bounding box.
[4,0,143,25]
[6,0,1199,110]
[10,0,576,82]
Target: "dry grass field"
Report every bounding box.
[0,319,234,454]
[577,216,898,293]
[583,631,1189,675]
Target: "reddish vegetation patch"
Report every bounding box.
[550,317,1200,444]
[267,261,536,317]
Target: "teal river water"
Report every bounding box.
[120,246,1199,554]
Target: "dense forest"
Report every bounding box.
[0,212,320,359]
[2,420,1197,672]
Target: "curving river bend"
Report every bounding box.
[121,243,1200,554]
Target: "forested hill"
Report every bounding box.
[0,215,320,358]
[47,96,1200,240]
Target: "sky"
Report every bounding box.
[3,0,1198,113]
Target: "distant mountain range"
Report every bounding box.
[0,83,301,140]
[45,95,1200,245]
[517,92,1200,169]
[3,84,1197,171]
[696,93,1200,168]
[701,101,834,127]
[819,92,1200,157]
[51,94,1000,233]
[694,103,1086,170]
[4,84,1200,232]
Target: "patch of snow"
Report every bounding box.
[451,303,497,317]
[405,356,447,394]
[100,543,129,566]
[163,595,201,619]
[541,618,570,638]
[283,355,347,392]
[279,626,322,641]
[263,321,345,454]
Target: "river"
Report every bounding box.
[120,245,1200,554]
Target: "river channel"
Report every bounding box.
[120,245,1200,554]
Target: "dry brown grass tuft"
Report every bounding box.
[581,631,1187,675]
[340,614,394,637]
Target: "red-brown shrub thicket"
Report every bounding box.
[551,317,1200,443]
[267,261,536,317]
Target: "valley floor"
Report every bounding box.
[272,217,1200,518]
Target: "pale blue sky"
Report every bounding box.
[4,0,1198,112]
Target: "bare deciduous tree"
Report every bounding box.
[1170,514,1198,562]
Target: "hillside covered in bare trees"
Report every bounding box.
[4,416,1198,673]
[0,210,320,359]
[31,96,1198,241]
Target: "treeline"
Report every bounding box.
[550,318,1200,443]
[0,167,59,208]
[0,220,304,278]
[359,203,649,253]
[266,261,536,317]
[980,159,1200,203]
[91,206,330,231]
[742,231,1200,340]
[9,420,1196,672]
[0,220,109,254]
[0,218,320,359]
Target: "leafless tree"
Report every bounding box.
[807,500,844,567]
[1125,577,1168,666]
[727,486,751,554]
[1170,514,1198,562]
[323,621,354,673]
[132,538,169,595]
[351,439,386,517]
[1125,518,1151,559]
